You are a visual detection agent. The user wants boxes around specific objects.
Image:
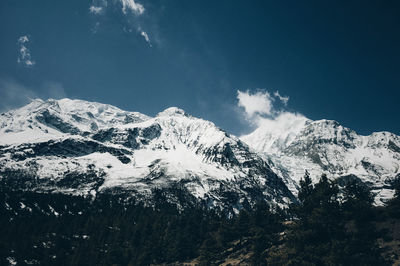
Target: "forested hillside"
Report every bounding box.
[2,173,400,265]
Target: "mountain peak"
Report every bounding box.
[0,98,151,145]
[308,119,342,129]
[241,114,400,205]
[157,107,187,117]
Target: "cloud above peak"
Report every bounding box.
[237,90,273,118]
[17,35,35,67]
[236,89,309,148]
[237,89,291,119]
[236,89,306,132]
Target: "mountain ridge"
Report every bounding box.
[241,114,400,204]
[1,98,399,208]
[0,98,295,213]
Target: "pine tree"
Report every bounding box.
[298,170,313,204]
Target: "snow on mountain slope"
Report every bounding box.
[0,98,150,145]
[241,115,400,204]
[0,99,295,212]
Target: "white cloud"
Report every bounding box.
[140,30,152,47]
[274,90,289,106]
[256,112,309,139]
[241,111,309,153]
[121,0,144,15]
[237,89,309,144]
[88,1,107,33]
[18,36,29,43]
[88,0,152,47]
[89,0,145,16]
[89,6,103,14]
[17,35,35,67]
[237,90,274,118]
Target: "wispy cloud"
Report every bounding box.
[120,0,145,15]
[17,35,35,67]
[41,81,67,99]
[91,21,101,34]
[274,90,289,106]
[89,5,104,15]
[0,79,36,112]
[89,0,144,15]
[89,0,153,47]
[139,28,152,47]
[0,78,67,112]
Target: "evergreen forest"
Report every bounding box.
[1,172,400,265]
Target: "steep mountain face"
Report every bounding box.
[0,99,295,212]
[241,114,400,204]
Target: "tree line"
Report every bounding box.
[1,172,400,265]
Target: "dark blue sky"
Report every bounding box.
[0,0,399,135]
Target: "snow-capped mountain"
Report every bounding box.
[0,99,295,212]
[241,113,400,204]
